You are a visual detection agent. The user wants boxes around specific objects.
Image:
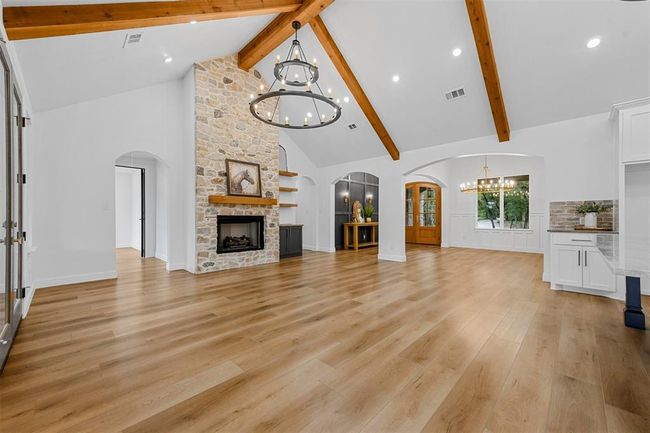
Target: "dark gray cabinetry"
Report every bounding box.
[280,225,302,259]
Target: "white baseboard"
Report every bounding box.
[184,263,197,274]
[378,253,407,263]
[441,243,450,248]
[448,242,543,254]
[21,286,36,318]
[303,244,318,251]
[315,246,336,253]
[34,270,118,290]
[166,263,186,272]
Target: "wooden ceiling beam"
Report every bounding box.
[237,0,333,71]
[310,15,400,160]
[3,0,304,40]
[465,0,510,142]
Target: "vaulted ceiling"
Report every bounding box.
[6,0,650,167]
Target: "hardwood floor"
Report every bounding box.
[1,246,649,433]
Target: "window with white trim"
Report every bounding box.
[477,174,530,229]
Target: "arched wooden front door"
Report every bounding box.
[405,182,442,246]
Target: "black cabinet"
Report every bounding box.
[280,225,303,259]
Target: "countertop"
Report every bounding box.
[595,233,650,278]
[548,229,619,234]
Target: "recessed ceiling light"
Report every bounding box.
[307,112,313,118]
[452,48,462,57]
[164,57,173,63]
[587,37,601,48]
[392,75,400,83]
[190,20,198,25]
[343,96,350,103]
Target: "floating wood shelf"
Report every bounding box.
[279,170,298,177]
[280,187,298,192]
[280,203,298,208]
[209,195,278,206]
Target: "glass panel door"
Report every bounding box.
[10,86,23,315]
[405,187,414,227]
[419,186,437,227]
[0,45,6,341]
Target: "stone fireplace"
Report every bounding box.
[194,54,280,273]
[217,215,265,254]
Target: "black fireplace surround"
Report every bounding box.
[217,215,265,254]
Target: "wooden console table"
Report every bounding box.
[343,222,378,251]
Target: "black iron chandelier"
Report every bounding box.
[249,21,342,129]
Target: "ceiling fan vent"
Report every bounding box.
[123,33,142,48]
[445,87,466,101]
[348,123,358,130]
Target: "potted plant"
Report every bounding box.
[575,201,611,229]
[363,202,374,223]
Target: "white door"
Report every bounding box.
[552,245,583,287]
[582,247,615,292]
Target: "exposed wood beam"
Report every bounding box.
[3,0,304,40]
[310,15,400,160]
[465,0,510,142]
[237,0,334,71]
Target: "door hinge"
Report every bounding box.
[21,116,31,127]
[17,173,26,184]
[22,231,26,242]
[20,287,26,298]
[22,174,26,184]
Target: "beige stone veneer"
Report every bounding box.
[194,54,280,273]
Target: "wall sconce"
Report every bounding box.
[366,193,373,205]
[343,191,349,206]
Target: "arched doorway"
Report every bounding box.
[114,151,169,267]
[405,182,442,246]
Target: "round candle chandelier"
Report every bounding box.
[249,21,342,129]
[459,155,516,193]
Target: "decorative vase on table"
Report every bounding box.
[366,218,372,223]
[584,212,598,229]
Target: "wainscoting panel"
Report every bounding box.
[449,212,544,253]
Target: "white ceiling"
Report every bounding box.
[8,0,650,167]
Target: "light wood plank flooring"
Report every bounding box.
[1,246,649,433]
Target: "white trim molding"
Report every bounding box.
[378,253,407,263]
[34,270,118,290]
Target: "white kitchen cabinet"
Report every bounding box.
[550,234,615,293]
[582,247,615,292]
[553,245,583,287]
[614,100,650,164]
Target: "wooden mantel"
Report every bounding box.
[208,195,278,206]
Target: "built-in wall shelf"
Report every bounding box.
[209,195,278,206]
[280,203,298,208]
[279,170,298,177]
[280,187,298,192]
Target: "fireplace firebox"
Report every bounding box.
[217,216,265,254]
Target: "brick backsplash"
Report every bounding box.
[549,200,617,231]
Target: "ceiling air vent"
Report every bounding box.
[123,33,142,48]
[348,123,358,130]
[445,87,466,101]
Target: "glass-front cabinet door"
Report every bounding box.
[405,182,442,246]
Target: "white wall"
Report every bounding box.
[182,69,196,272]
[316,112,618,272]
[31,80,190,289]
[279,131,320,250]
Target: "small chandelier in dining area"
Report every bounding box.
[459,155,516,193]
[249,21,342,129]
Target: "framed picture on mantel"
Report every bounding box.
[226,159,262,197]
